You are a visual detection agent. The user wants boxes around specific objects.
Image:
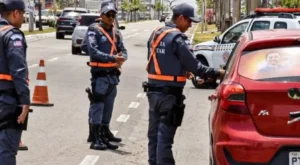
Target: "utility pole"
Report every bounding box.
[201,0,205,33]
[204,0,207,31]
[28,0,34,32]
[232,0,241,24]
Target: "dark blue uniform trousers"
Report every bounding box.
[147,92,178,165]
[0,104,22,165]
[89,77,117,125]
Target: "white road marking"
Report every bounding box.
[48,57,58,62]
[124,33,139,39]
[131,29,138,31]
[128,102,140,109]
[111,130,118,136]
[79,155,99,165]
[28,64,38,68]
[136,93,146,98]
[116,114,130,122]
[144,29,150,32]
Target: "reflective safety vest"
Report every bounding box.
[146,27,187,83]
[0,25,29,84]
[89,25,118,68]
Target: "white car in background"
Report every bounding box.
[71,13,126,54]
[35,9,56,27]
[71,13,100,54]
[192,10,300,89]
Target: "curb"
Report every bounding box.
[25,32,55,42]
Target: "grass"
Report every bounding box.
[193,23,221,45]
[23,27,56,36]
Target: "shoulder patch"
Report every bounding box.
[13,40,23,47]
[10,34,23,40]
[88,31,96,36]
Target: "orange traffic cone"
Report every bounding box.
[31,60,54,107]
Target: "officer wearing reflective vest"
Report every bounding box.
[143,3,225,165]
[85,3,127,151]
[0,0,31,164]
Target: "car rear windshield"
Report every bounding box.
[80,16,99,26]
[238,47,300,82]
[62,11,86,17]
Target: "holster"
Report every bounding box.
[166,102,185,127]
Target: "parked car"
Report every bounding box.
[208,29,300,165]
[56,7,89,39]
[71,13,126,55]
[35,9,56,27]
[71,13,100,54]
[192,8,300,89]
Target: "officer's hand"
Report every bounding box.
[197,79,205,84]
[218,69,225,79]
[186,72,194,80]
[17,105,30,124]
[115,55,125,64]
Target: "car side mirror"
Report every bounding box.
[213,36,220,43]
[119,26,125,30]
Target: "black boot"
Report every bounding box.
[100,126,119,150]
[90,124,107,150]
[87,123,92,143]
[102,126,122,143]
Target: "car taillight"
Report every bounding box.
[219,82,249,115]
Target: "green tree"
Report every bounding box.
[280,0,300,7]
[155,1,164,18]
[196,0,214,15]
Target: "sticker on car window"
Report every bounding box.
[238,47,300,80]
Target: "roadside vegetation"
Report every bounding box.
[23,28,56,36]
[193,23,221,45]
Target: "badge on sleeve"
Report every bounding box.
[10,34,23,40]
[13,41,23,47]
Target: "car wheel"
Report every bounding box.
[56,33,64,39]
[72,45,81,55]
[192,56,218,89]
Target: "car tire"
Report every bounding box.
[192,56,218,89]
[72,45,81,55]
[56,33,64,39]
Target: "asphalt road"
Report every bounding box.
[17,20,213,165]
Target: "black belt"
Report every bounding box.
[147,86,183,96]
[0,89,17,96]
[92,70,118,77]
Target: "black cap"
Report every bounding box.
[172,3,200,23]
[0,0,26,12]
[100,3,117,14]
[100,0,117,9]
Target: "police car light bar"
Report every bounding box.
[255,8,300,13]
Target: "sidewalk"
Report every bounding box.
[21,23,50,32]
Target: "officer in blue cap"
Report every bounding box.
[0,0,31,164]
[144,3,225,165]
[84,2,128,151]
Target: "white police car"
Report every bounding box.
[192,8,300,88]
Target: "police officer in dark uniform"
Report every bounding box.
[0,0,31,164]
[84,3,127,151]
[143,3,225,165]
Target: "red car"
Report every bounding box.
[208,29,300,165]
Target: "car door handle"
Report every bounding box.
[208,94,217,101]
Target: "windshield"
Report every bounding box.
[238,47,300,82]
[80,16,100,26]
[62,11,86,17]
